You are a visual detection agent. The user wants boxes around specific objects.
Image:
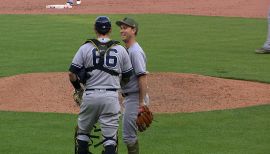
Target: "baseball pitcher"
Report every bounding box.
[69,16,133,154]
[116,17,152,154]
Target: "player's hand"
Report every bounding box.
[140,93,150,106]
[144,93,150,105]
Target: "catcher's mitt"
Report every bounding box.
[136,105,153,132]
[73,88,84,106]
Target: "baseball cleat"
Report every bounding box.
[64,3,73,8]
[255,48,270,54]
[77,0,81,5]
[66,2,73,6]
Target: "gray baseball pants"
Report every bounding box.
[263,9,270,49]
[77,90,120,146]
[122,92,139,145]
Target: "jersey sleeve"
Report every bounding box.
[69,46,84,74]
[121,49,133,78]
[130,50,147,76]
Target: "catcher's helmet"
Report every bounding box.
[95,16,111,35]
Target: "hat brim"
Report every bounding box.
[116,21,135,28]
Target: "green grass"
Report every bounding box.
[0,15,270,82]
[1,14,270,154]
[0,105,270,154]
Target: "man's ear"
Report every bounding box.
[132,28,137,34]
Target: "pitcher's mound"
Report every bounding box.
[0,72,270,113]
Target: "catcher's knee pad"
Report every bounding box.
[95,133,117,147]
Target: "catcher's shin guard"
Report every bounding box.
[102,145,117,154]
[74,126,92,154]
[127,140,139,154]
[76,139,90,154]
[99,134,118,154]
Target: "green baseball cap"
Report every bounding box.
[116,17,138,29]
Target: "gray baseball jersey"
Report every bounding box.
[69,38,133,146]
[122,42,147,93]
[70,38,133,90]
[122,42,148,145]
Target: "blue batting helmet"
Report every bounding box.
[95,16,111,35]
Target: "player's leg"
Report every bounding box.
[77,0,81,5]
[127,140,139,154]
[76,92,99,154]
[263,10,270,49]
[256,8,270,53]
[98,91,120,154]
[122,93,140,154]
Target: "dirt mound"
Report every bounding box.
[1,1,270,114]
[149,73,270,112]
[0,0,269,18]
[0,72,270,113]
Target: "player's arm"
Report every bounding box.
[138,74,148,106]
[120,47,133,86]
[121,68,133,86]
[131,51,148,106]
[68,47,84,90]
[130,51,148,106]
[68,47,86,106]
[69,72,82,90]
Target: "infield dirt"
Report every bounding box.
[0,0,270,113]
